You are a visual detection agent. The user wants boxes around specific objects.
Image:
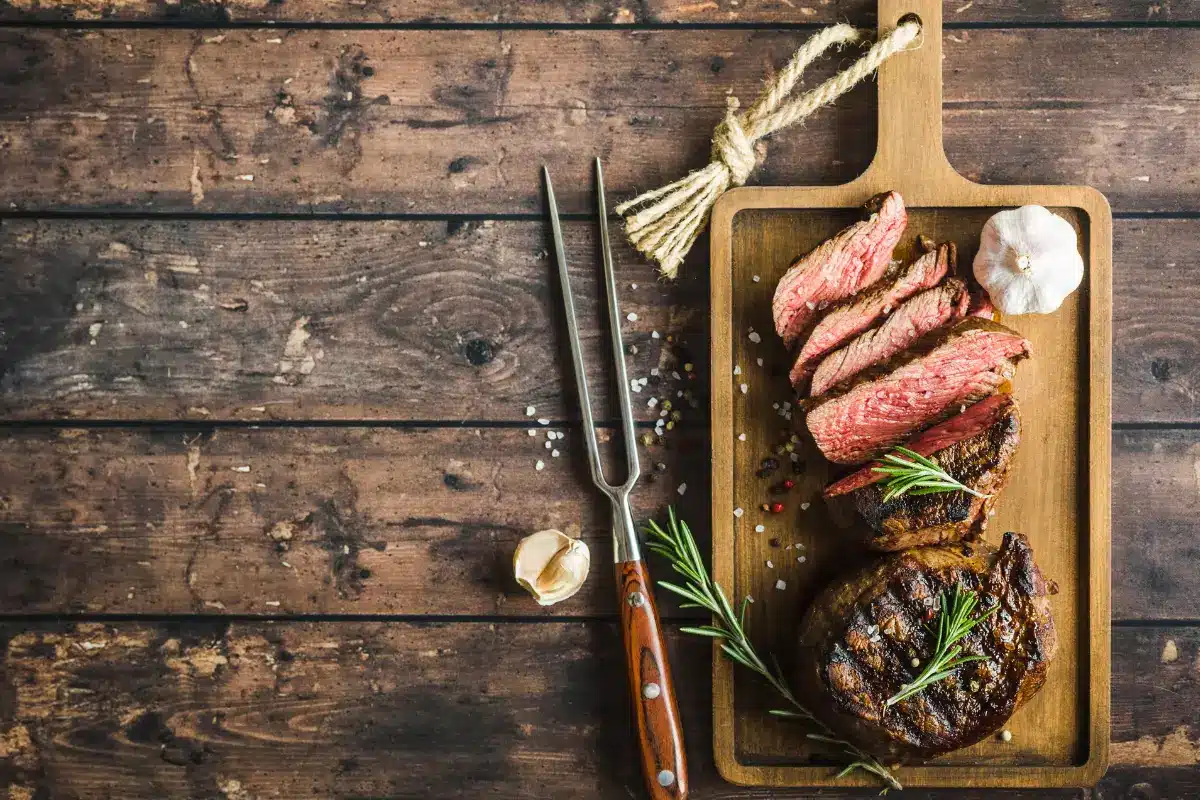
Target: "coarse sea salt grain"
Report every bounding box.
[748,331,762,344]
[525,406,536,416]
[537,418,550,425]
[733,507,744,518]
[775,579,787,591]
[535,460,545,471]
[798,556,807,564]
[651,331,660,339]
[676,483,688,496]
[650,368,660,376]
[752,275,760,283]
[757,358,764,367]
[739,383,748,394]
[544,441,552,450]
[528,429,537,436]
[627,312,638,322]
[766,560,774,569]
[733,365,741,375]
[755,524,765,533]
[737,433,746,441]
[551,449,560,458]
[800,502,810,511]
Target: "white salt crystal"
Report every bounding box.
[752,275,761,283]
[737,433,746,441]
[748,331,762,344]
[525,406,536,416]
[537,418,550,425]
[627,312,638,322]
[766,560,774,569]
[733,507,744,518]
[739,383,748,394]
[535,460,545,471]
[733,365,741,375]
[775,580,787,591]
[757,358,764,367]
[755,524,765,533]
[800,502,810,511]
[651,331,660,339]
[676,483,688,496]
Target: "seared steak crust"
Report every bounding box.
[794,533,1057,760]
[851,399,1021,550]
[772,192,907,349]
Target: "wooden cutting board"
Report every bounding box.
[707,0,1111,789]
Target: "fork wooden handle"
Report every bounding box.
[617,559,689,800]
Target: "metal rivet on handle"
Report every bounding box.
[627,591,645,608]
[657,770,675,787]
[642,682,661,700]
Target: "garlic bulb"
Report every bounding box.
[972,205,1084,316]
[513,529,590,606]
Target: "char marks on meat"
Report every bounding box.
[846,396,1021,550]
[790,242,954,389]
[772,192,907,349]
[809,277,971,398]
[794,532,1058,759]
[805,318,1031,465]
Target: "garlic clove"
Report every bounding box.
[513,529,591,606]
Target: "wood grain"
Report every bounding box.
[0,425,1188,619]
[0,28,1196,213]
[0,218,706,421]
[0,217,1190,423]
[709,0,1110,787]
[0,620,1196,800]
[1,0,1193,24]
[617,559,689,800]
[0,425,711,616]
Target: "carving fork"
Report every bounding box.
[542,159,688,800]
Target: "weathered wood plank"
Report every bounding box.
[0,426,1188,619]
[0,621,1196,799]
[0,217,1191,423]
[0,218,708,421]
[1112,430,1200,621]
[0,426,711,616]
[1,0,1193,24]
[0,29,1196,213]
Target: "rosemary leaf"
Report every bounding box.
[885,585,998,707]
[872,446,991,502]
[642,509,902,791]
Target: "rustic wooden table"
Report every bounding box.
[0,2,1196,798]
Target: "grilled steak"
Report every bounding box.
[809,278,971,398]
[805,318,1031,464]
[968,288,998,320]
[790,242,954,388]
[773,192,907,349]
[794,532,1058,759]
[841,396,1021,550]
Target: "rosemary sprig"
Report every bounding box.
[643,509,902,792]
[871,446,992,503]
[885,584,997,707]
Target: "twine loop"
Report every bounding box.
[614,20,921,279]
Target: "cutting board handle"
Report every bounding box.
[854,0,975,199]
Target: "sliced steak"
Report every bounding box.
[968,287,998,320]
[805,318,1031,464]
[794,532,1058,760]
[809,278,970,398]
[773,192,907,349]
[790,242,954,388]
[825,394,1017,498]
[844,397,1021,550]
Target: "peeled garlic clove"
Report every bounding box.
[513,529,590,606]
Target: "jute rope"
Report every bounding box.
[614,20,921,279]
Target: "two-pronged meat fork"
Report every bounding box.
[543,159,688,800]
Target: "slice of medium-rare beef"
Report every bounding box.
[805,318,1031,464]
[843,397,1021,550]
[772,192,907,349]
[825,394,1016,498]
[789,242,954,389]
[794,532,1057,760]
[809,278,971,397]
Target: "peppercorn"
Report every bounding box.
[769,502,784,514]
[769,538,781,548]
[792,460,807,475]
[655,462,667,472]
[782,479,795,490]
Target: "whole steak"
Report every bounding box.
[794,532,1058,760]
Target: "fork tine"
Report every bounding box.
[594,157,641,488]
[543,166,608,489]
